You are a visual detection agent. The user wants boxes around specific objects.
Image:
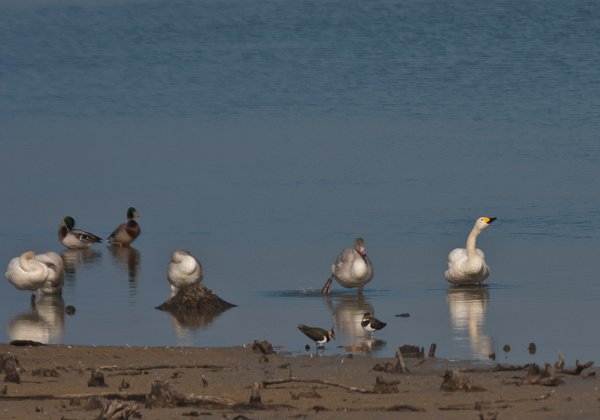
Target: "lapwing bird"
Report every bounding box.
[58,216,103,249]
[107,207,141,247]
[297,324,335,353]
[361,312,386,336]
[321,237,373,295]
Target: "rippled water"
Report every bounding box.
[1,0,599,364]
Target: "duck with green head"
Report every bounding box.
[58,216,103,249]
[107,207,140,247]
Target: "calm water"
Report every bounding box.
[1,0,600,364]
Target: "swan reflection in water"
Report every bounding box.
[8,295,65,344]
[324,294,386,353]
[61,248,102,280]
[446,286,492,360]
[108,245,140,282]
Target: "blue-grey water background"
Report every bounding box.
[1,0,599,364]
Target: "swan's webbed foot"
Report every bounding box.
[321,277,333,294]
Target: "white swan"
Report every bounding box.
[34,252,64,295]
[6,251,50,292]
[167,250,203,297]
[321,238,374,294]
[445,217,496,285]
[5,251,64,295]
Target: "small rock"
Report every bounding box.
[65,305,76,315]
[440,369,484,392]
[249,382,262,407]
[503,344,511,353]
[528,343,537,354]
[395,313,410,318]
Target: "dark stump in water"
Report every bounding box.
[155,284,235,328]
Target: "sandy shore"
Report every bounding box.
[0,342,598,419]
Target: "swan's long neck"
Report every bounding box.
[465,227,481,258]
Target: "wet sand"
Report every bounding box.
[0,342,598,419]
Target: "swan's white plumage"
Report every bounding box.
[5,251,50,292]
[34,252,64,295]
[5,251,64,295]
[167,250,203,297]
[322,238,373,294]
[444,217,496,285]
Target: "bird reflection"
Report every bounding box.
[167,310,225,345]
[324,294,386,352]
[108,245,140,282]
[61,248,102,280]
[8,294,65,344]
[446,286,492,360]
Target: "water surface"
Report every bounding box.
[1,0,599,364]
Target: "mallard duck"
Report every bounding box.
[5,251,64,295]
[297,324,335,352]
[107,207,140,246]
[167,250,203,297]
[445,217,497,285]
[361,312,386,336]
[321,237,374,294]
[58,216,102,249]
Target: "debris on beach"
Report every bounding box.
[9,340,44,347]
[502,344,511,353]
[398,345,424,358]
[249,381,262,407]
[440,369,484,392]
[395,313,410,318]
[252,340,275,355]
[373,375,400,394]
[88,369,107,387]
[155,284,235,328]
[98,399,140,420]
[522,363,564,386]
[145,379,235,408]
[0,353,22,384]
[373,347,410,374]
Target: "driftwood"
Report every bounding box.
[262,376,372,394]
[88,369,107,387]
[145,379,235,408]
[252,340,275,355]
[98,399,140,420]
[522,363,564,386]
[373,375,400,394]
[373,347,409,374]
[558,360,594,375]
[0,354,22,384]
[249,382,262,407]
[440,370,485,392]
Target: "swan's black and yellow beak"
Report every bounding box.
[483,217,497,224]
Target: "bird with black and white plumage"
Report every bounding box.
[361,312,386,336]
[58,216,103,249]
[107,207,140,247]
[297,324,335,353]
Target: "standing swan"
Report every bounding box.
[445,217,497,285]
[321,237,374,294]
[107,207,140,247]
[58,216,103,249]
[167,250,203,297]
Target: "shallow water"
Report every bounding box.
[1,0,600,364]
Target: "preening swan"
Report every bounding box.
[321,237,374,294]
[445,217,496,285]
[107,207,141,246]
[58,216,102,249]
[34,252,64,295]
[167,250,203,297]
[5,251,64,295]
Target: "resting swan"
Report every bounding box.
[167,250,203,297]
[321,237,373,294]
[5,251,64,295]
[445,217,496,285]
